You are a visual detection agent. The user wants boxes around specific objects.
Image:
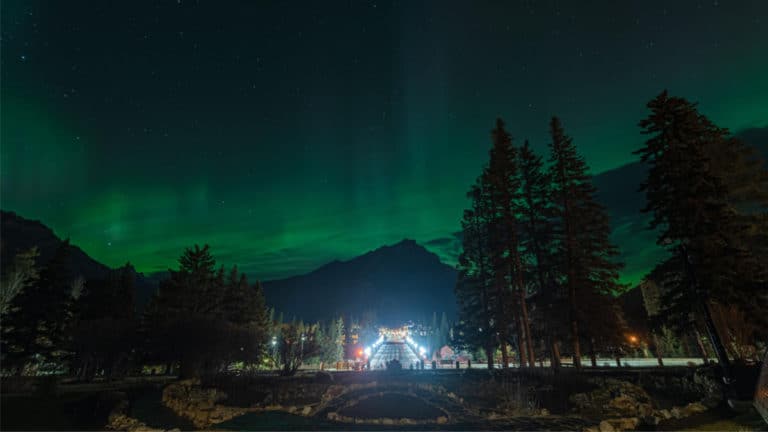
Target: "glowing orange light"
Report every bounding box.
[357,349,363,357]
[628,335,638,343]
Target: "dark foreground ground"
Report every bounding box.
[1,367,765,431]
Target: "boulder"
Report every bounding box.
[599,420,615,432]
[682,402,707,416]
[606,417,639,431]
[670,407,683,419]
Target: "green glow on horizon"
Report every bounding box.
[2,1,767,285]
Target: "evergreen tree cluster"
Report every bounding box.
[1,243,273,379]
[455,117,627,369]
[455,91,767,370]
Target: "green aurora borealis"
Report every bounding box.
[2,1,768,283]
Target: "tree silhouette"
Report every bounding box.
[548,117,626,369]
[636,91,768,376]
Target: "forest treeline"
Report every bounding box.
[454,91,768,369]
[0,90,765,378]
[0,244,346,378]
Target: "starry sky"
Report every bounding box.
[2,1,767,282]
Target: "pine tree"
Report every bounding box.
[70,264,137,380]
[517,140,560,366]
[548,117,626,369]
[636,91,768,375]
[2,241,75,374]
[439,311,450,348]
[484,118,534,367]
[455,177,498,368]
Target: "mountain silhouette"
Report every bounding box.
[0,210,158,311]
[2,128,763,324]
[262,239,457,326]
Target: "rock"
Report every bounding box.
[382,418,394,425]
[437,416,448,424]
[607,417,639,431]
[302,405,312,415]
[327,412,339,421]
[658,409,672,419]
[637,403,654,418]
[683,402,707,415]
[584,427,600,432]
[599,420,616,432]
[670,407,683,419]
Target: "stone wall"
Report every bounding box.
[161,379,248,429]
[163,367,725,430]
[106,398,180,432]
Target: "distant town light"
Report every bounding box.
[364,347,371,357]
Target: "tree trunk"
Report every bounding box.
[486,346,494,369]
[519,290,535,367]
[681,245,732,382]
[570,314,582,368]
[615,355,622,368]
[513,253,536,367]
[514,318,526,368]
[693,327,710,363]
[551,340,561,370]
[501,340,510,368]
[653,333,664,367]
[698,299,733,382]
[589,338,597,367]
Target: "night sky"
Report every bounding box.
[2,1,767,282]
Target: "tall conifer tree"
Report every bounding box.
[548,117,625,368]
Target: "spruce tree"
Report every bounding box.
[636,91,768,375]
[517,140,560,366]
[70,264,137,380]
[484,118,534,367]
[455,178,498,368]
[2,241,75,374]
[548,117,625,369]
